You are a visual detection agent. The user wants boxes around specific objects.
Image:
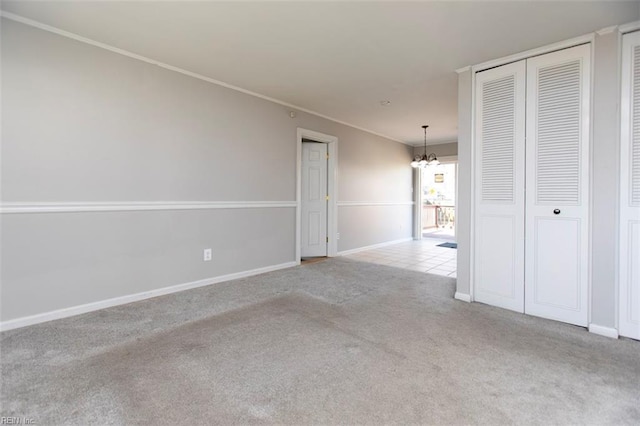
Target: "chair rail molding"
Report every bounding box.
[337,201,415,207]
[0,201,297,214]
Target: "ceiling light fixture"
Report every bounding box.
[410,125,439,168]
[380,100,392,106]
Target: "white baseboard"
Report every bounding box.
[454,292,471,303]
[588,323,619,339]
[0,261,298,332]
[337,237,413,256]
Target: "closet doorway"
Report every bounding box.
[473,44,591,327]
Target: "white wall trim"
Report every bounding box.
[0,11,408,146]
[454,292,471,303]
[588,323,619,339]
[0,201,297,214]
[413,168,423,240]
[596,26,618,36]
[472,33,594,73]
[0,261,298,332]
[337,237,413,256]
[296,128,339,261]
[455,66,471,74]
[337,201,414,207]
[469,67,477,302]
[618,20,640,34]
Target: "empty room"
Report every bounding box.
[1,1,639,424]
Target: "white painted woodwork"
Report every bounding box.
[0,201,297,214]
[524,44,591,327]
[473,44,592,327]
[473,60,526,312]
[620,31,640,340]
[301,142,328,257]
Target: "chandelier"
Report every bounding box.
[411,125,439,168]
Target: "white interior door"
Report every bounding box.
[474,60,526,312]
[619,31,640,340]
[525,44,591,327]
[301,142,328,257]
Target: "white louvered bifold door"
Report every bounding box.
[474,60,526,312]
[619,31,640,340]
[525,44,591,326]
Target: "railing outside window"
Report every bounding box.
[422,204,455,230]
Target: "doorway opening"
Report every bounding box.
[421,161,457,241]
[296,128,338,264]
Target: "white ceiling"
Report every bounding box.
[2,1,638,145]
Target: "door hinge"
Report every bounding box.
[326,237,329,243]
[326,153,329,160]
[326,195,329,201]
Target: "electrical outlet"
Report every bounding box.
[203,248,212,261]
[336,233,340,240]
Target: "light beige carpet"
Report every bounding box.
[1,258,639,424]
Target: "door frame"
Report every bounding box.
[296,128,338,263]
[414,156,458,241]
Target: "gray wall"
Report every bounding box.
[456,69,473,298]
[413,142,458,159]
[456,29,629,329]
[0,19,413,322]
[591,30,621,328]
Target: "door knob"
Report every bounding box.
[553,209,561,215]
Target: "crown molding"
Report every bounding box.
[0,11,410,146]
[596,26,618,36]
[618,20,640,34]
[472,32,594,73]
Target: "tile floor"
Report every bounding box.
[344,238,457,278]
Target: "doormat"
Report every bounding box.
[437,242,457,249]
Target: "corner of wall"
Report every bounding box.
[455,69,473,298]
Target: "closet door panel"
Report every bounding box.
[620,31,640,340]
[525,44,591,326]
[532,218,581,309]
[474,60,526,312]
